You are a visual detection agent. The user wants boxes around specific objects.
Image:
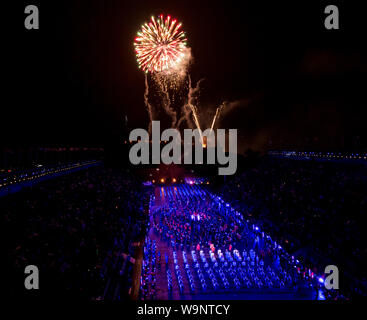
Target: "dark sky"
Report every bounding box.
[3,0,367,152]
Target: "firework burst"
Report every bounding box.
[134,14,188,73]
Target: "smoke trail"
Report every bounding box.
[177,75,204,131]
[210,108,220,131]
[177,103,193,129]
[153,74,178,128]
[144,74,153,135]
[210,102,226,131]
[187,75,205,144]
[190,104,204,145]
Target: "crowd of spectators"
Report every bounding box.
[3,155,366,300]
[140,185,315,300]
[221,156,367,299]
[2,166,150,300]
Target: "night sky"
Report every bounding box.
[3,0,366,152]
